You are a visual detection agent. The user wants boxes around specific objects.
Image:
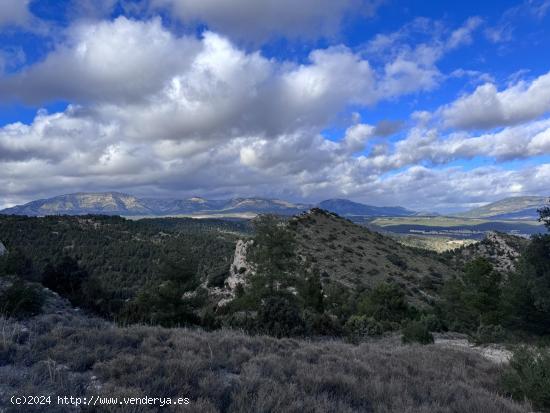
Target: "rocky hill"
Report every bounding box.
[447,231,529,273]
[288,209,456,303]
[455,196,548,220]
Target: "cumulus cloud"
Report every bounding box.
[148,0,380,43]
[1,13,547,211]
[357,119,550,175]
[441,71,550,129]
[364,17,483,98]
[0,19,380,141]
[0,17,200,104]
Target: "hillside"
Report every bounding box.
[455,196,549,220]
[289,209,455,303]
[0,283,529,413]
[0,214,247,316]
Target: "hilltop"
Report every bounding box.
[289,209,455,304]
[447,231,529,273]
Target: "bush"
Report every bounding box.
[344,315,383,343]
[303,311,342,336]
[0,280,44,319]
[358,283,413,325]
[0,249,34,279]
[501,346,550,411]
[401,321,434,344]
[472,324,508,344]
[42,256,89,305]
[257,293,304,337]
[420,313,446,332]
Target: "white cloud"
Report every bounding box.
[149,0,380,43]
[364,17,483,99]
[447,16,483,49]
[441,71,550,129]
[1,14,548,211]
[357,119,550,175]
[0,17,200,103]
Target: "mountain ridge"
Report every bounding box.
[455,196,549,220]
[1,192,417,218]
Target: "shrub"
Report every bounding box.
[1,249,34,279]
[257,293,304,337]
[501,346,550,411]
[386,253,408,270]
[42,256,89,304]
[472,324,508,344]
[303,311,342,336]
[358,283,413,325]
[344,315,383,343]
[401,321,434,344]
[0,280,44,319]
[420,313,446,332]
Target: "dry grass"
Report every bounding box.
[0,311,530,413]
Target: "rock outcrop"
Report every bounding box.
[215,239,254,306]
[0,241,6,257]
[451,231,528,273]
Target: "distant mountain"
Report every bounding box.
[1,192,424,218]
[0,192,155,217]
[455,196,549,220]
[318,199,416,217]
[0,192,311,217]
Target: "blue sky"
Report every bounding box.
[0,0,549,211]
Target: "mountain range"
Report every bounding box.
[0,192,416,218]
[1,192,548,220]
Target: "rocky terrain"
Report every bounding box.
[448,231,529,273]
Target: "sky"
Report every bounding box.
[0,0,549,212]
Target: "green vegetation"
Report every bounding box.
[502,234,550,335]
[0,214,246,319]
[401,320,434,344]
[502,346,550,412]
[540,202,550,229]
[0,280,44,319]
[439,257,502,332]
